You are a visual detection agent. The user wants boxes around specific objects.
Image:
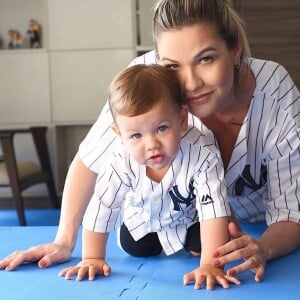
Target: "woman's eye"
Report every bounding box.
[198,56,213,64]
[131,133,142,139]
[157,125,168,133]
[165,64,179,71]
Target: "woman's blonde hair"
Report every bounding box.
[152,0,250,82]
[109,64,184,120]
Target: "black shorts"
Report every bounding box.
[119,222,201,257]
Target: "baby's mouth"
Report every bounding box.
[148,154,164,163]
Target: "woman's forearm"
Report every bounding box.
[54,153,98,252]
[259,221,300,261]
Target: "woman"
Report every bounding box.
[1,0,299,289]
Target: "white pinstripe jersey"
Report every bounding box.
[82,133,230,255]
[80,51,300,236]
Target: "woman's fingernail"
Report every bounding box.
[212,260,220,267]
[213,251,220,257]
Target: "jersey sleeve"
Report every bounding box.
[192,144,231,221]
[271,63,300,126]
[252,58,300,126]
[263,106,300,225]
[82,151,131,233]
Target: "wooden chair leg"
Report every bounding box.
[10,185,27,226]
[31,127,60,208]
[46,179,60,208]
[0,133,26,226]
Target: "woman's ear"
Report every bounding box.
[180,105,189,132]
[111,123,121,137]
[233,40,242,66]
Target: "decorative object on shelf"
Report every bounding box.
[8,30,23,49]
[27,19,41,48]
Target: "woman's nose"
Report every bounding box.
[182,68,203,92]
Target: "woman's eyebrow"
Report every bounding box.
[160,47,218,63]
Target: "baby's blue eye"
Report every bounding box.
[157,125,168,133]
[131,133,142,139]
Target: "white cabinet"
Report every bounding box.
[0,50,51,124]
[47,0,135,50]
[50,49,134,124]
[136,0,155,52]
[0,0,137,128]
[0,0,138,194]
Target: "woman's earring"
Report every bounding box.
[235,59,241,69]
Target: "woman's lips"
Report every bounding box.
[186,91,213,105]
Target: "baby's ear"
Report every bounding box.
[111,123,121,137]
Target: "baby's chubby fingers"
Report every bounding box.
[59,266,83,280]
[87,263,111,280]
[59,261,112,281]
[183,271,205,290]
[183,271,195,286]
[101,263,111,277]
[225,274,241,285]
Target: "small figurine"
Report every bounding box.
[8,30,23,49]
[27,19,41,48]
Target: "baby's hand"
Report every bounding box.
[59,258,111,281]
[183,264,241,290]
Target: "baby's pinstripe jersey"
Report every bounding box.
[79,52,300,234]
[83,131,230,255]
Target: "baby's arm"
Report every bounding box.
[59,229,110,281]
[183,217,240,290]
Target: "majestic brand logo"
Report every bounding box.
[200,194,213,205]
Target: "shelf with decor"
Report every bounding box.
[0,0,138,196]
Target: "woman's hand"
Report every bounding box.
[183,264,240,290]
[59,258,111,281]
[212,222,266,282]
[0,243,72,271]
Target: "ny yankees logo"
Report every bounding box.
[169,183,195,211]
[234,164,267,195]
